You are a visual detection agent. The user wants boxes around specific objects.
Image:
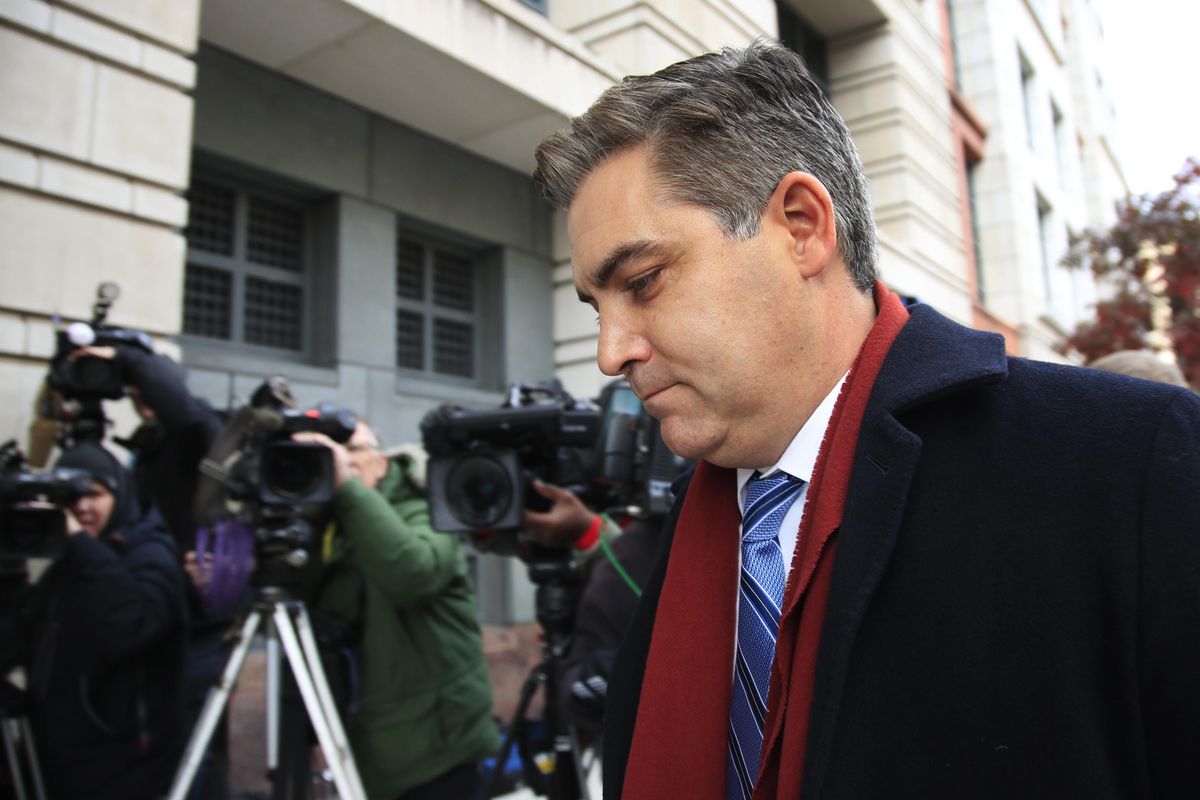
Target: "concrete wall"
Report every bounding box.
[951,0,1121,363]
[0,0,199,447]
[184,47,555,451]
[830,0,972,322]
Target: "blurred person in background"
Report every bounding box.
[294,419,498,800]
[67,343,231,799]
[15,441,187,799]
[1088,349,1191,388]
[521,482,665,737]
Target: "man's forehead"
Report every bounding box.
[568,148,657,235]
[567,148,671,282]
[350,422,378,447]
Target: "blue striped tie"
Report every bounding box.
[727,471,805,800]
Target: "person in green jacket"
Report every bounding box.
[295,420,498,799]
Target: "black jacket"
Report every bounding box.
[560,517,664,731]
[27,509,188,799]
[117,347,222,553]
[604,303,1200,798]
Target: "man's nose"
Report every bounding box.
[596,314,649,377]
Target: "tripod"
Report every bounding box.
[0,559,46,800]
[481,555,592,800]
[168,586,366,800]
[1,684,46,800]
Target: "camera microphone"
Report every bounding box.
[250,407,285,433]
[66,321,95,347]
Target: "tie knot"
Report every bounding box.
[742,471,805,543]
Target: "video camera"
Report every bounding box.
[194,378,357,581]
[590,379,689,519]
[421,378,688,538]
[0,440,92,560]
[421,380,599,535]
[44,282,154,446]
[220,380,359,508]
[48,282,153,401]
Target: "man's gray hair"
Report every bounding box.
[534,40,878,291]
[1088,350,1190,388]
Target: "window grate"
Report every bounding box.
[396,310,424,370]
[183,264,232,339]
[433,250,474,311]
[396,238,425,300]
[186,181,235,256]
[244,277,303,350]
[434,318,474,378]
[395,225,484,380]
[247,195,304,271]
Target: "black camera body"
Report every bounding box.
[590,380,690,519]
[47,282,153,402]
[0,441,92,560]
[421,381,601,534]
[222,403,359,508]
[193,380,358,585]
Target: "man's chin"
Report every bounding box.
[658,417,721,463]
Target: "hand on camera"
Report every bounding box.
[522,480,595,548]
[64,507,84,536]
[291,432,356,488]
[66,345,118,361]
[183,550,213,590]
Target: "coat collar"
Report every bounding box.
[867,301,1009,419]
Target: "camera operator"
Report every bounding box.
[67,342,232,798]
[16,441,187,799]
[293,419,498,800]
[65,345,222,549]
[520,483,662,735]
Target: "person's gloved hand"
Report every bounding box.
[569,649,616,718]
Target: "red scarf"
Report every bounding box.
[621,284,909,800]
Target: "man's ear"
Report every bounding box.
[765,171,838,278]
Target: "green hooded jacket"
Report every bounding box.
[301,454,498,797]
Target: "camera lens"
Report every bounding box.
[446,455,514,528]
[261,442,325,501]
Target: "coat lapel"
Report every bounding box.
[800,303,1008,798]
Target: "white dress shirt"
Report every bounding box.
[736,372,849,578]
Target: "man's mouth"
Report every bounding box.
[638,383,675,405]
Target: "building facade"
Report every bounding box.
[0,0,1124,621]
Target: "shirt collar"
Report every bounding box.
[736,372,849,509]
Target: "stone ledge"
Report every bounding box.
[2,0,196,90]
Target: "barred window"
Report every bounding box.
[182,176,311,353]
[395,228,482,380]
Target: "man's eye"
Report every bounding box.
[628,269,660,296]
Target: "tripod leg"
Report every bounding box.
[564,724,591,800]
[266,617,282,771]
[541,664,583,800]
[478,664,544,800]
[18,718,47,800]
[271,603,366,800]
[2,718,29,800]
[168,609,264,800]
[290,604,355,758]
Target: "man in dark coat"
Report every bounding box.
[533,41,1200,799]
[26,442,188,799]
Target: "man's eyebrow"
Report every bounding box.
[575,239,665,304]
